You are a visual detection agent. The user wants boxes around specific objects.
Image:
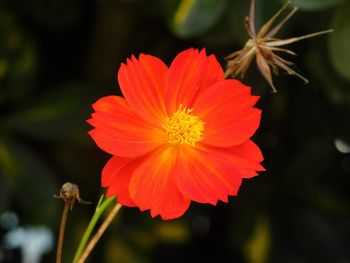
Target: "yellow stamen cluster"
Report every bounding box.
[163,105,204,147]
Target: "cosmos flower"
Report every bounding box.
[88,48,264,220]
[225,0,333,92]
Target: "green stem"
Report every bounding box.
[72,195,115,263]
[77,203,122,263]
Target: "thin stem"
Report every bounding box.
[73,196,115,263]
[56,202,69,263]
[266,29,333,47]
[77,203,122,263]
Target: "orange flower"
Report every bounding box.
[88,48,264,220]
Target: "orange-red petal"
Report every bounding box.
[200,140,265,179]
[166,48,224,114]
[192,79,261,147]
[226,140,265,178]
[174,145,243,205]
[88,96,166,157]
[129,147,191,220]
[102,156,138,207]
[118,54,168,127]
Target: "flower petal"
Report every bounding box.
[192,79,261,147]
[166,48,224,114]
[200,140,265,179]
[88,96,167,157]
[174,145,243,205]
[118,53,168,126]
[226,140,265,178]
[129,147,190,220]
[102,156,139,207]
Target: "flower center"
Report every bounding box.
[163,105,204,147]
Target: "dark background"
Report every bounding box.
[1,0,350,262]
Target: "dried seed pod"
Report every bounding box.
[54,182,91,209]
[225,0,333,92]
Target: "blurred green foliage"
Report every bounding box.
[167,0,229,38]
[329,1,350,81]
[1,0,350,262]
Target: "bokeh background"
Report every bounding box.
[1,0,350,262]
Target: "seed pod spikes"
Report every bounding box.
[225,0,333,92]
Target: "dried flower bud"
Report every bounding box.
[54,182,91,209]
[225,0,333,92]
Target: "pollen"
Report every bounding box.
[163,105,204,147]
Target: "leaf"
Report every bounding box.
[154,221,190,243]
[291,0,345,11]
[0,9,37,102]
[0,140,19,177]
[305,47,350,105]
[329,2,350,81]
[0,138,57,224]
[226,0,250,45]
[168,0,228,38]
[3,82,91,140]
[244,216,271,263]
[105,239,151,263]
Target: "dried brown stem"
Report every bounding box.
[76,203,122,263]
[54,182,91,263]
[56,202,69,263]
